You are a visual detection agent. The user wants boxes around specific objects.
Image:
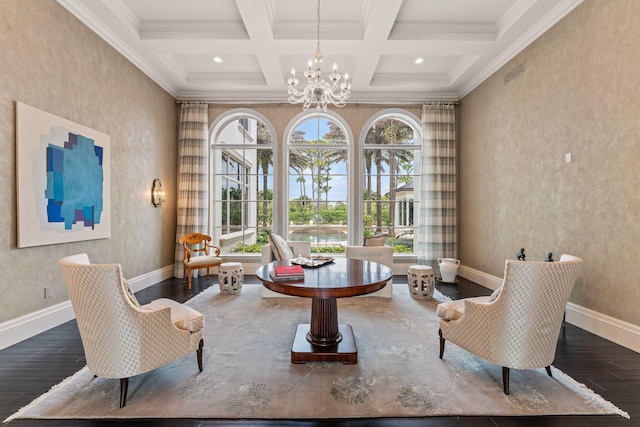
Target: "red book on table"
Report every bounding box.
[273,265,305,276]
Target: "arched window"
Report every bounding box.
[361,110,421,253]
[285,111,351,253]
[209,109,275,254]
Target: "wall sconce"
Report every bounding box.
[152,179,165,207]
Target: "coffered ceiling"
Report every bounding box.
[57,0,582,103]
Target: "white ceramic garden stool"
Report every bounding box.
[407,265,435,300]
[218,262,243,295]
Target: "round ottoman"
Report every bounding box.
[407,265,435,299]
[218,262,243,295]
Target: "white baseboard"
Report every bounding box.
[458,265,503,290]
[127,265,174,293]
[459,265,640,354]
[0,301,75,352]
[0,265,174,351]
[566,302,640,353]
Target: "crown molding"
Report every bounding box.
[57,0,179,97]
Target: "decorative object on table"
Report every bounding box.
[437,254,582,395]
[179,233,223,289]
[437,258,460,283]
[516,248,526,261]
[290,255,334,268]
[407,265,435,299]
[545,252,554,262]
[218,262,243,295]
[270,264,305,281]
[58,253,204,408]
[16,102,111,248]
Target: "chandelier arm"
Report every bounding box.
[287,0,350,109]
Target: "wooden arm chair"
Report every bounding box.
[59,253,205,407]
[437,254,582,394]
[179,232,223,289]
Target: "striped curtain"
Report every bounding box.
[418,102,457,267]
[174,103,209,279]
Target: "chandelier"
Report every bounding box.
[287,0,351,111]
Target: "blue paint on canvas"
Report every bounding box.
[45,133,104,230]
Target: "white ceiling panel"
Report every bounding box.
[57,0,583,103]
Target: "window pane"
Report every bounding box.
[364,118,419,146]
[288,115,348,252]
[289,116,347,145]
[211,114,273,254]
[363,115,420,253]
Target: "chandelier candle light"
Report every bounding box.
[287,0,351,111]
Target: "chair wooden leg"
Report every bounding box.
[438,329,445,359]
[119,377,129,408]
[197,339,204,372]
[187,268,192,289]
[502,367,510,395]
[545,366,553,377]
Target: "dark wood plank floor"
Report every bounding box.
[2,275,638,426]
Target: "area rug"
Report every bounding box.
[6,284,629,421]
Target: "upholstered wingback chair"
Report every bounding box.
[437,254,582,394]
[59,253,205,407]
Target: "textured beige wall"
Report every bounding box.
[459,0,640,325]
[0,0,178,323]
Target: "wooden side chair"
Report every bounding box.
[179,233,223,289]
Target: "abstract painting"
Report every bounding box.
[16,102,111,248]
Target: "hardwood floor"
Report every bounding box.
[1,275,638,426]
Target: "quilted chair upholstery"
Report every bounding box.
[59,253,204,408]
[437,254,582,394]
[344,245,393,298]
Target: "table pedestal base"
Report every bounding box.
[291,324,357,364]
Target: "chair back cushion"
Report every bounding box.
[268,232,294,261]
[142,298,204,332]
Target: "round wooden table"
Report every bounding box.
[256,258,392,364]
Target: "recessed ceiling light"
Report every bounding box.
[213,57,223,63]
[415,57,424,64]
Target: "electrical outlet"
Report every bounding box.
[155,256,159,266]
[44,286,53,298]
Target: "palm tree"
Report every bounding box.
[321,122,348,209]
[364,122,393,233]
[289,130,309,199]
[381,119,414,237]
[256,121,273,228]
